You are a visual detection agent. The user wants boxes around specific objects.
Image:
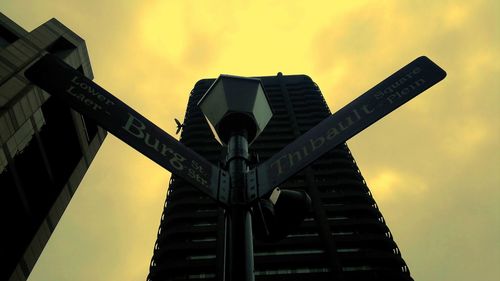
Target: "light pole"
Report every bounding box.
[225,129,253,280]
[197,75,274,281]
[25,54,446,281]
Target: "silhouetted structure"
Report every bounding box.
[148,74,413,280]
[0,13,106,281]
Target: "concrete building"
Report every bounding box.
[147,74,413,280]
[0,13,106,281]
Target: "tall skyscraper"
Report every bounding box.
[0,13,106,281]
[147,73,413,280]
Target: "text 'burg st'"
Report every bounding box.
[64,74,210,189]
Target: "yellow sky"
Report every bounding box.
[2,1,499,280]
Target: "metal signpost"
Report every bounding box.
[196,75,273,281]
[25,54,446,281]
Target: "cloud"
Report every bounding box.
[440,116,491,159]
[368,168,428,202]
[3,1,498,281]
[137,1,221,70]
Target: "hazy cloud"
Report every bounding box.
[1,1,498,280]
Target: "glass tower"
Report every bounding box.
[147,73,413,281]
[0,13,106,281]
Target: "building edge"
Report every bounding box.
[0,13,106,281]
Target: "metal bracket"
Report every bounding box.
[246,168,258,202]
[217,169,230,205]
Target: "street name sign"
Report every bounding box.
[25,54,445,206]
[24,54,225,202]
[255,56,446,198]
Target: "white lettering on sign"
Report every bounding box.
[270,104,375,174]
[65,75,116,115]
[122,114,186,170]
[65,75,210,189]
[121,114,209,188]
[374,67,425,104]
[66,86,103,111]
[70,76,115,106]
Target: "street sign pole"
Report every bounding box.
[225,129,254,281]
[24,54,446,281]
[197,75,273,281]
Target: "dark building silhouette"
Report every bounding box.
[0,13,106,281]
[148,74,413,280]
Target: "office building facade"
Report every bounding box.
[147,74,413,280]
[0,13,106,281]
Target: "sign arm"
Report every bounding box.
[25,54,225,203]
[256,56,446,197]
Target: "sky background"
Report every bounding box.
[2,1,499,280]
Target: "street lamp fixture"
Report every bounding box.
[197,74,273,145]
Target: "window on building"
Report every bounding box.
[332,231,354,236]
[337,248,361,253]
[254,249,324,256]
[192,222,215,227]
[255,267,330,275]
[287,233,318,238]
[5,118,38,158]
[328,216,349,221]
[342,265,374,272]
[0,25,19,48]
[0,147,7,172]
[187,273,216,279]
[12,122,54,222]
[38,96,82,186]
[186,254,216,260]
[195,208,216,213]
[80,113,98,143]
[191,237,216,243]
[1,162,33,280]
[46,37,76,59]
